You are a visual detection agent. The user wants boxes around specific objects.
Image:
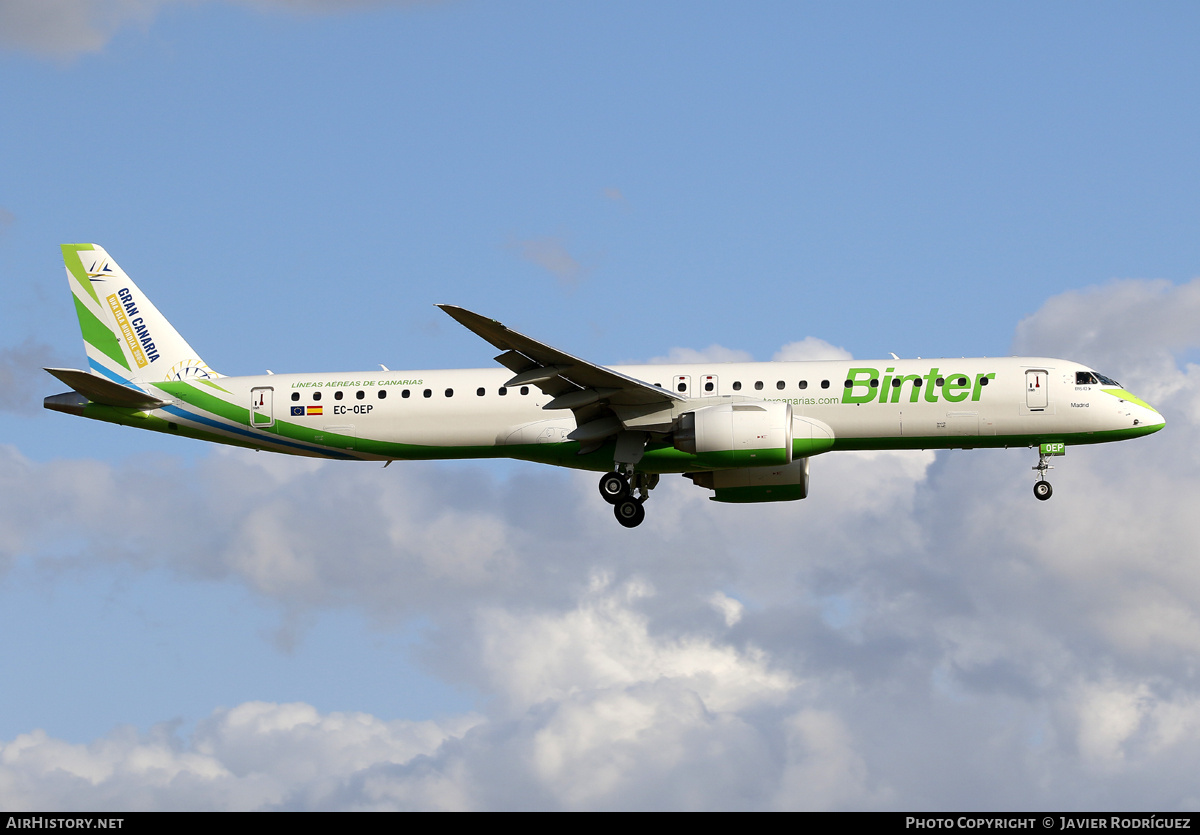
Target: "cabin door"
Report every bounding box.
[1025,370,1048,411]
[250,387,274,428]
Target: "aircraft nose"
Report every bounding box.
[1139,406,1166,432]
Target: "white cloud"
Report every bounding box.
[0,703,479,811]
[1,342,74,415]
[645,344,754,364]
[509,236,589,287]
[0,0,446,59]
[0,0,159,59]
[772,336,852,362]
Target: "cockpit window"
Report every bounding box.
[1078,371,1121,386]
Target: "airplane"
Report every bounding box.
[44,244,1166,528]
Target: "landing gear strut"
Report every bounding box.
[1032,452,1054,501]
[598,470,658,527]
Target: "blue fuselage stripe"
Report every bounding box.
[160,405,359,460]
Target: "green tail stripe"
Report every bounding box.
[157,381,249,424]
[73,294,131,371]
[61,243,101,307]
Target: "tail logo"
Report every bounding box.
[165,359,218,381]
[106,288,160,367]
[85,258,114,279]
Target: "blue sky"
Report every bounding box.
[3,1,1200,810]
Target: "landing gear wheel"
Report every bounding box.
[599,472,629,504]
[1033,480,1053,501]
[614,497,646,528]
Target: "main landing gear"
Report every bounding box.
[1032,451,1054,501]
[598,470,658,528]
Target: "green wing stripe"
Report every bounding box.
[61,243,101,306]
[74,294,131,371]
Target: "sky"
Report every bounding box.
[2,0,1200,811]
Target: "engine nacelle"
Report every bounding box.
[688,458,810,503]
[674,402,793,468]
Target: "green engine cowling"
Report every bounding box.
[673,402,793,468]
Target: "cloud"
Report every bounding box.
[0,579,862,811]
[601,187,630,211]
[8,278,1200,808]
[509,236,589,287]
[0,0,447,59]
[0,340,75,415]
[645,344,754,364]
[0,0,161,58]
[0,702,480,811]
[772,336,852,362]
[642,336,849,365]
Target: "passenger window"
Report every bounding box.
[870,379,879,388]
[335,391,344,401]
[754,381,763,391]
[799,381,807,390]
[520,386,529,395]
[936,377,945,386]
[477,387,485,396]
[499,387,507,396]
[356,390,365,400]
[677,382,686,392]
[402,389,411,399]
[892,379,901,387]
[704,381,714,392]
[978,378,987,386]
[732,381,742,391]
[313,391,322,401]
[378,389,387,399]
[291,392,299,401]
[423,389,432,398]
[776,381,785,390]
[445,388,454,397]
[821,380,829,389]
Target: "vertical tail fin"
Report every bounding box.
[61,244,220,387]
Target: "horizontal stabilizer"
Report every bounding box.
[43,367,167,409]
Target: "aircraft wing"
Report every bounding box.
[438,304,685,446]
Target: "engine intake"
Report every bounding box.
[674,402,793,468]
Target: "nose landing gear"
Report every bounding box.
[1032,446,1059,501]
